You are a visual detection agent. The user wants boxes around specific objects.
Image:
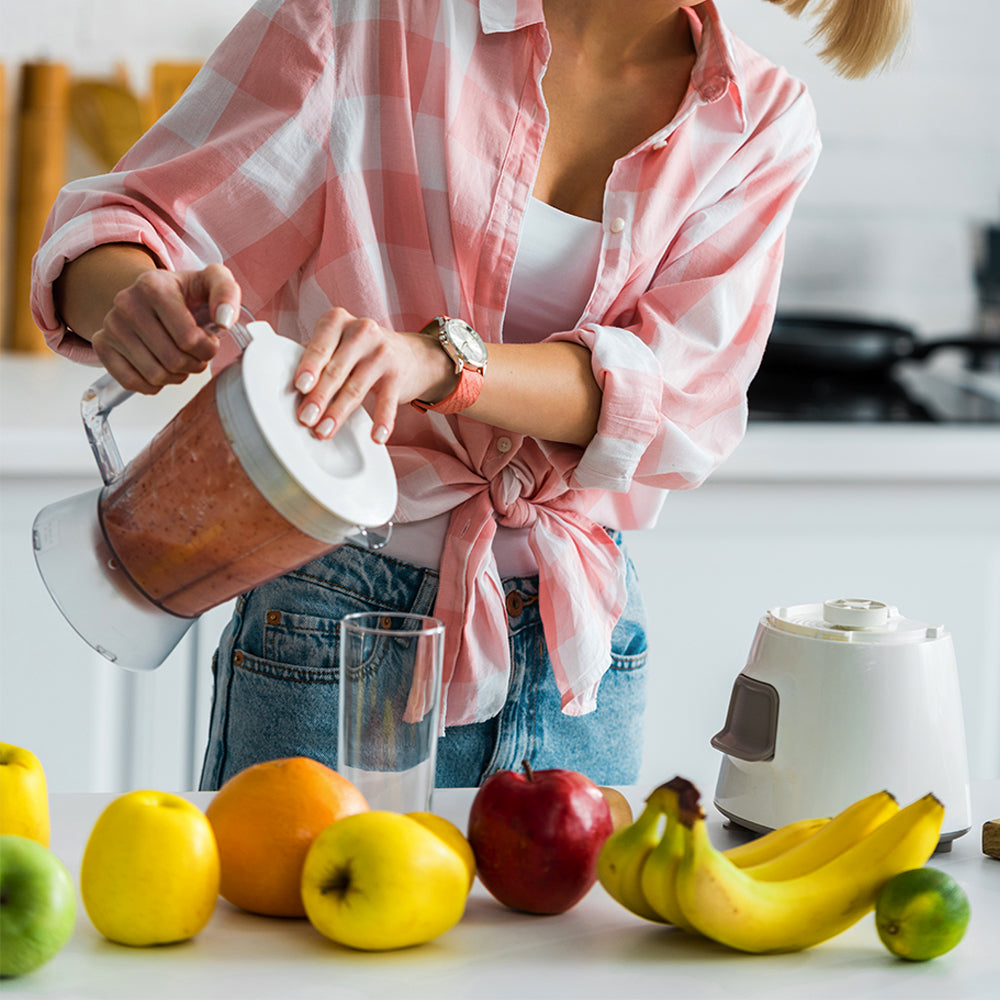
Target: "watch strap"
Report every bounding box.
[411,316,486,414]
[411,366,484,414]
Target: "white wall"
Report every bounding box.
[3,0,998,335]
[723,0,1000,337]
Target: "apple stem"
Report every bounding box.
[521,759,534,782]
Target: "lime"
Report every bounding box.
[874,867,971,961]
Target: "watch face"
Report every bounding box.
[444,319,489,367]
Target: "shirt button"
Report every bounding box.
[496,436,513,454]
[609,217,626,234]
[652,138,669,150]
[702,78,727,101]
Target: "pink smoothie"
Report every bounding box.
[100,377,336,618]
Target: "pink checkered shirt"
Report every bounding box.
[33,0,820,727]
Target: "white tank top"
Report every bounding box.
[502,197,604,343]
[379,198,604,574]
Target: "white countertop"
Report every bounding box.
[2,354,1000,483]
[6,781,998,1000]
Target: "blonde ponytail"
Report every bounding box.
[766,0,913,78]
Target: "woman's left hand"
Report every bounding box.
[292,307,455,444]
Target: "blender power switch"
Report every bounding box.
[710,674,780,762]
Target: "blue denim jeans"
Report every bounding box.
[199,535,648,790]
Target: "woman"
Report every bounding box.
[32,0,911,787]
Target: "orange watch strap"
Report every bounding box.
[411,366,484,414]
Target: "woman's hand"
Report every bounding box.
[293,307,456,444]
[90,263,242,394]
[54,244,242,395]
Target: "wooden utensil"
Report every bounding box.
[1,63,8,346]
[69,78,145,171]
[984,819,1000,859]
[150,62,202,124]
[10,61,69,353]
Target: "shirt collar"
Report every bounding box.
[478,1,745,128]
[684,3,746,128]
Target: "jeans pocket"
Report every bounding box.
[609,551,648,668]
[213,612,342,783]
[609,647,648,672]
[259,609,340,680]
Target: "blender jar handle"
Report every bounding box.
[81,373,133,485]
[80,305,257,486]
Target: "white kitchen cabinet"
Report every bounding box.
[3,359,999,792]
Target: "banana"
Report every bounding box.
[722,817,830,868]
[638,802,697,931]
[596,796,668,922]
[674,786,944,953]
[742,789,899,881]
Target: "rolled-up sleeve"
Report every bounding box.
[31,0,334,362]
[560,83,821,496]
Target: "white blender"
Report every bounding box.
[33,309,397,671]
[711,598,972,849]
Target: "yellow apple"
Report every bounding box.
[407,811,477,890]
[301,811,469,950]
[80,790,220,946]
[598,787,634,832]
[0,743,50,846]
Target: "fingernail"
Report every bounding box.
[316,417,336,438]
[295,371,316,393]
[373,424,389,444]
[214,303,236,329]
[299,402,320,426]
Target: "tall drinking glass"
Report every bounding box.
[338,613,445,812]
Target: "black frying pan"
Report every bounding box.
[761,313,1000,376]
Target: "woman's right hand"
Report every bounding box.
[56,245,243,395]
[90,263,242,394]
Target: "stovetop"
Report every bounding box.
[748,364,1000,424]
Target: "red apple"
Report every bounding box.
[467,760,613,914]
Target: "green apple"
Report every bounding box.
[301,810,470,950]
[80,790,220,947]
[0,743,50,846]
[0,835,76,978]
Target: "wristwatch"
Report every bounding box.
[411,316,488,414]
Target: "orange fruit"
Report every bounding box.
[205,757,368,917]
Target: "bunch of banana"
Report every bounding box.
[598,776,830,924]
[597,776,944,953]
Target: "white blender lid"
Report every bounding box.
[230,321,397,533]
[766,598,947,645]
